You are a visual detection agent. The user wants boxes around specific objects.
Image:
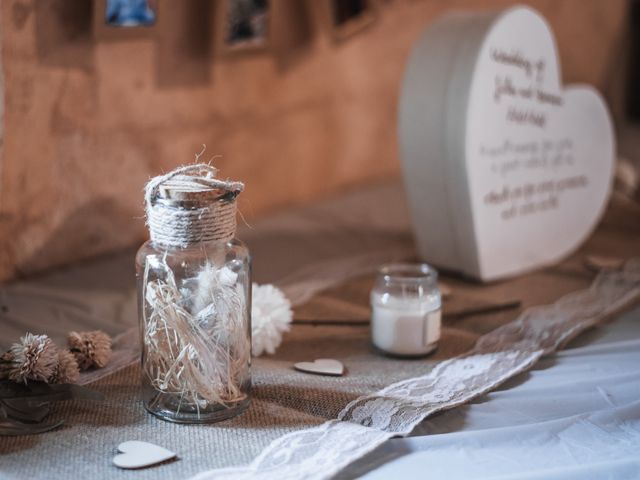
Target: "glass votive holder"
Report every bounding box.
[370,263,441,356]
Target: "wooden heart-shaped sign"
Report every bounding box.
[399,6,614,281]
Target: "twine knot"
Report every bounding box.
[144,164,244,248]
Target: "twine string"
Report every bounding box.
[144,164,245,247]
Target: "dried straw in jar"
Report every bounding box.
[143,261,250,410]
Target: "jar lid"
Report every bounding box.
[145,164,244,246]
[149,166,244,210]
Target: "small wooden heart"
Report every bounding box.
[113,441,177,469]
[584,255,623,272]
[294,358,344,376]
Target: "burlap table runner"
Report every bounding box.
[1,324,463,479]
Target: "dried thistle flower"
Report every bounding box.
[68,331,112,370]
[49,349,80,384]
[7,334,58,384]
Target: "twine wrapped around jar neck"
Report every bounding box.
[144,164,244,248]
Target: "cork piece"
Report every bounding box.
[158,178,225,203]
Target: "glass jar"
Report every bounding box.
[137,166,251,424]
[370,263,441,357]
[136,237,251,423]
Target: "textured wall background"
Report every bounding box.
[0,0,630,280]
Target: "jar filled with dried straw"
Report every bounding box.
[136,164,251,423]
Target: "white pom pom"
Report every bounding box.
[251,283,292,356]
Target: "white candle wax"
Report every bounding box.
[370,292,441,356]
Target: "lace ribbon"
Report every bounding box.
[191,259,640,480]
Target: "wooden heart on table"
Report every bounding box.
[113,441,177,469]
[399,6,614,281]
[294,359,344,376]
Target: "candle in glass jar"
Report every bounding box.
[370,263,441,356]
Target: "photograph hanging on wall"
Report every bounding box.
[105,0,157,27]
[94,0,157,41]
[224,0,270,50]
[328,0,377,41]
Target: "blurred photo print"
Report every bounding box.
[225,0,270,49]
[105,0,156,27]
[329,0,376,40]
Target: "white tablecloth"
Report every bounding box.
[340,306,640,480]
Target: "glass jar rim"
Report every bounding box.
[377,262,437,283]
[153,193,237,211]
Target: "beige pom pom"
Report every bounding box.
[50,349,80,384]
[68,330,112,370]
[7,333,58,384]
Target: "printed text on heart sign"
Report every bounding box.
[491,48,562,128]
[482,138,574,177]
[483,175,588,220]
[480,137,587,220]
[481,42,586,222]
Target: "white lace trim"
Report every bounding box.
[191,260,640,480]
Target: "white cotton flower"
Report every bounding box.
[191,264,239,315]
[251,284,292,356]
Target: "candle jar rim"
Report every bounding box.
[377,262,437,284]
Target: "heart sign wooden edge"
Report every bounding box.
[399,5,614,281]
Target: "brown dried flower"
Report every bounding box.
[7,333,58,384]
[49,349,80,384]
[68,331,112,370]
[0,351,13,380]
